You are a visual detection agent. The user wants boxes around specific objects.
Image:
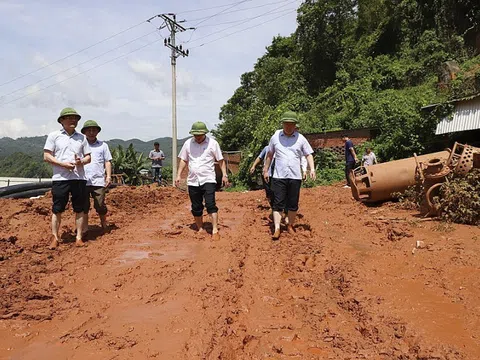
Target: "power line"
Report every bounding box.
[177,0,253,14]
[0,20,147,88]
[192,0,250,27]
[186,0,292,22]
[0,38,162,106]
[185,2,297,45]
[0,30,158,101]
[190,9,296,49]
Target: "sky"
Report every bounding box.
[0,0,300,141]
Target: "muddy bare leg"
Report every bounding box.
[49,213,62,249]
[75,212,85,247]
[194,216,204,232]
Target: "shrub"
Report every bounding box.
[436,170,480,225]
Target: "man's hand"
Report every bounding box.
[74,155,83,167]
[249,166,255,175]
[263,170,269,183]
[175,176,182,187]
[309,169,316,181]
[63,162,76,170]
[222,174,229,187]
[105,176,111,188]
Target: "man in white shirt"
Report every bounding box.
[175,122,228,241]
[43,107,91,249]
[362,148,377,167]
[263,111,316,240]
[81,120,112,234]
[149,142,165,185]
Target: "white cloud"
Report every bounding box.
[0,0,298,141]
[128,59,212,100]
[0,118,29,139]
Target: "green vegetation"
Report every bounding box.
[437,170,480,225]
[212,0,480,187]
[111,144,150,186]
[0,152,51,178]
[0,136,186,178]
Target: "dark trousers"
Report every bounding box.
[188,183,218,217]
[52,180,87,214]
[84,186,107,215]
[152,167,162,184]
[345,161,356,186]
[261,176,274,207]
[271,178,302,212]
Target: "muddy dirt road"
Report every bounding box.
[1,185,480,359]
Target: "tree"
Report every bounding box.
[111,144,149,185]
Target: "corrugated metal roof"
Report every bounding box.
[435,95,480,135]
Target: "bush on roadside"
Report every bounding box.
[436,169,480,225]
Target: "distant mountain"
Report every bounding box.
[107,137,189,165]
[0,136,48,160]
[0,135,190,176]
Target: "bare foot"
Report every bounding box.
[48,238,59,250]
[272,229,281,240]
[287,225,295,235]
[75,239,86,247]
[197,227,205,233]
[212,232,220,241]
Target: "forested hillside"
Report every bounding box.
[212,0,480,180]
[0,136,187,177]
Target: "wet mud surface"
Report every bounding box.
[1,185,480,359]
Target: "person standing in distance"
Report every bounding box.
[149,142,165,185]
[263,111,316,240]
[342,134,358,188]
[81,120,112,234]
[43,107,91,249]
[175,122,228,241]
[362,147,377,167]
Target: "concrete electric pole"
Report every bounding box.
[147,13,191,185]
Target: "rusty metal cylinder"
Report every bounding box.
[349,151,451,202]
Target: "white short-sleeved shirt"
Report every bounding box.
[149,150,165,168]
[268,130,313,180]
[178,136,224,186]
[44,129,91,181]
[362,152,377,167]
[84,140,112,187]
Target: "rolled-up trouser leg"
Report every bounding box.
[203,183,218,214]
[188,185,204,217]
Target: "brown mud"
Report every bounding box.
[1,185,479,359]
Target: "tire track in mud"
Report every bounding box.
[203,190,466,359]
[2,186,479,359]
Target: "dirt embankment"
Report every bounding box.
[1,185,479,359]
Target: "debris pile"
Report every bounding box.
[350,142,480,217]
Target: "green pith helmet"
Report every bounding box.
[57,107,81,123]
[280,110,298,123]
[189,121,209,135]
[81,120,101,134]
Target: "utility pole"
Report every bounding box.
[146,13,192,184]
[159,13,190,185]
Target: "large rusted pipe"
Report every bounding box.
[349,151,451,202]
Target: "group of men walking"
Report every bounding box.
[43,108,112,249]
[44,107,349,247]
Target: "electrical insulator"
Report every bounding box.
[168,38,171,44]
[179,45,183,50]
[186,49,189,56]
[164,39,167,45]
